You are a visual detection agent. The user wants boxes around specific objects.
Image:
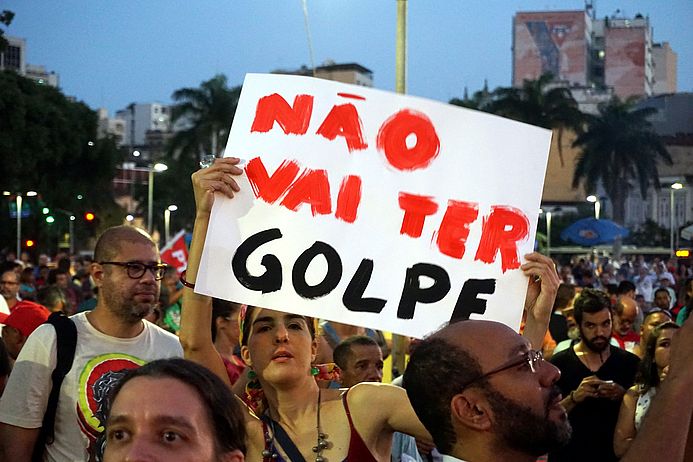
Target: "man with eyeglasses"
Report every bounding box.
[0,270,21,311]
[0,225,183,462]
[404,320,572,462]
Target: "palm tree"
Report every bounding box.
[168,74,241,160]
[572,97,673,224]
[487,73,584,166]
[449,80,492,111]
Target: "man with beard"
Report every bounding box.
[0,226,183,461]
[549,288,640,462]
[404,320,572,462]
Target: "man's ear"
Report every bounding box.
[451,390,493,431]
[90,262,105,288]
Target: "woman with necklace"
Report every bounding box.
[613,321,679,457]
[179,158,560,461]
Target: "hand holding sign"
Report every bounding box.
[192,157,244,214]
[520,252,560,349]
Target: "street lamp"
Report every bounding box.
[54,209,76,255]
[670,182,683,257]
[147,162,168,234]
[4,191,38,257]
[164,204,178,244]
[586,195,600,219]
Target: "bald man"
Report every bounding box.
[612,296,640,352]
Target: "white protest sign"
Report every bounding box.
[196,73,551,338]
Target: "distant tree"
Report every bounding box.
[168,74,241,161]
[0,10,14,52]
[0,70,123,252]
[487,73,584,166]
[625,219,669,248]
[449,80,492,111]
[572,97,673,225]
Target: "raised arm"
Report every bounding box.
[178,158,244,387]
[348,382,433,445]
[520,252,559,350]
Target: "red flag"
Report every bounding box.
[160,230,188,274]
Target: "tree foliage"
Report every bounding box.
[0,10,14,52]
[0,70,123,253]
[168,74,241,161]
[486,73,584,167]
[572,97,673,224]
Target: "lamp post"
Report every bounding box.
[670,182,683,257]
[147,163,168,234]
[586,195,600,219]
[54,209,76,255]
[4,191,38,257]
[163,204,178,245]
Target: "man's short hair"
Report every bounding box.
[616,280,636,295]
[574,288,611,325]
[403,335,485,454]
[333,335,379,370]
[93,226,156,263]
[106,358,246,456]
[653,287,671,300]
[553,284,576,311]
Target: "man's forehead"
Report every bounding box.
[350,344,383,360]
[114,241,160,260]
[437,320,529,361]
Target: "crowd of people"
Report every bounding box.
[0,157,690,461]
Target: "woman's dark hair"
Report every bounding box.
[211,298,242,342]
[636,321,679,392]
[105,358,246,456]
[240,305,316,347]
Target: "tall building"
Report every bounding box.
[652,42,677,95]
[115,102,171,149]
[513,10,591,87]
[512,7,674,100]
[25,64,59,87]
[0,35,60,87]
[0,36,26,74]
[273,61,373,87]
[603,15,654,98]
[97,108,127,147]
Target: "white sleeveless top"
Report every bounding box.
[635,387,657,431]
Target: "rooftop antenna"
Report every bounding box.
[300,0,317,77]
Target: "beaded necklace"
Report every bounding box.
[262,389,329,462]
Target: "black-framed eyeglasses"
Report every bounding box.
[459,349,544,390]
[99,261,168,281]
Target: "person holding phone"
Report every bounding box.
[549,288,640,462]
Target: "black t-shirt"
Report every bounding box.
[549,345,640,462]
[549,312,569,343]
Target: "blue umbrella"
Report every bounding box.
[560,217,629,246]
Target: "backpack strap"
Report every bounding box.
[31,312,77,462]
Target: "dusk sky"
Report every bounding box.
[5,1,692,115]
